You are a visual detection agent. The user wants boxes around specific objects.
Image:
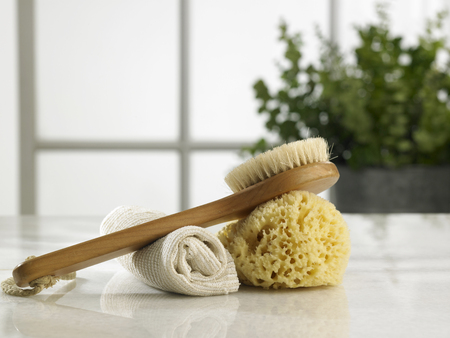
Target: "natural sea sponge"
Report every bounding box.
[217,190,350,289]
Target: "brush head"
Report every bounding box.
[225,138,330,193]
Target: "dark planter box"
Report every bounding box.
[330,165,450,213]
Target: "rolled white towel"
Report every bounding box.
[100,206,240,296]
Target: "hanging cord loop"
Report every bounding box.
[1,256,76,297]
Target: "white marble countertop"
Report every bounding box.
[1,214,449,338]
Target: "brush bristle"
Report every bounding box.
[225,138,330,193]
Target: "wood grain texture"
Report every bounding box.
[13,161,339,287]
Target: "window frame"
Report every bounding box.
[18,0,338,214]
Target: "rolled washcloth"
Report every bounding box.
[100,206,240,296]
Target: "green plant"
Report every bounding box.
[249,5,450,169]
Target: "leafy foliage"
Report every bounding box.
[249,6,450,169]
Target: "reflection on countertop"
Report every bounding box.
[6,271,349,338]
[101,271,240,337]
[101,271,349,338]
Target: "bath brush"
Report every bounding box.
[13,138,339,287]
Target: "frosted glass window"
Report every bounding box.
[0,0,18,215]
[190,151,245,233]
[190,151,244,207]
[339,0,448,55]
[37,151,179,216]
[36,0,179,141]
[190,0,329,142]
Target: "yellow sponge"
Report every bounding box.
[217,190,350,289]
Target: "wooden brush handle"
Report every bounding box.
[13,161,339,287]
